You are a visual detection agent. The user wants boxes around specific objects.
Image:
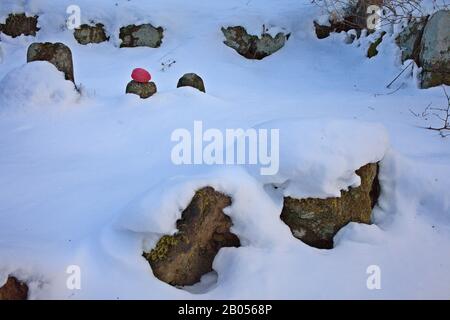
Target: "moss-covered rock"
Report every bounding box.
[27,42,75,83]
[177,73,206,93]
[281,163,380,249]
[119,24,163,48]
[143,187,240,286]
[0,276,28,300]
[0,13,39,38]
[126,80,157,99]
[74,23,109,45]
[221,26,288,60]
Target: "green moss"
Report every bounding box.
[145,235,179,262]
[367,32,386,59]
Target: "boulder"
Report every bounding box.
[221,26,288,60]
[396,16,428,64]
[0,13,39,38]
[0,276,28,300]
[126,80,157,99]
[119,24,163,48]
[280,163,380,249]
[143,187,240,286]
[74,23,109,45]
[27,42,75,83]
[419,10,450,88]
[177,73,206,92]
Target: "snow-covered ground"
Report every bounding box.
[0,0,449,299]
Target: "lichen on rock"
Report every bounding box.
[27,42,75,83]
[119,24,163,48]
[221,26,288,60]
[419,10,450,88]
[281,163,380,249]
[395,16,428,64]
[74,23,109,45]
[0,13,39,38]
[126,80,157,99]
[143,187,240,287]
[177,73,206,92]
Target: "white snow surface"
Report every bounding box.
[0,0,449,299]
[0,61,79,112]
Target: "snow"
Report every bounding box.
[0,0,449,299]
[0,61,79,113]
[249,118,389,198]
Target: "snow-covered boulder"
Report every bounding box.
[177,73,205,93]
[281,163,379,249]
[0,61,79,111]
[143,187,240,286]
[0,13,39,38]
[420,10,450,88]
[221,26,288,60]
[27,42,75,83]
[74,23,109,45]
[119,24,164,48]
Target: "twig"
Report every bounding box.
[386,61,414,88]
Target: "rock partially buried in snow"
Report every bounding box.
[143,187,240,286]
[396,16,429,64]
[281,163,380,249]
[126,80,157,99]
[221,26,288,60]
[0,276,28,300]
[419,10,450,88]
[119,24,164,48]
[0,13,39,38]
[74,23,109,45]
[27,42,75,83]
[177,73,206,92]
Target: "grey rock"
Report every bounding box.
[119,24,163,48]
[396,17,428,64]
[419,10,450,88]
[221,26,288,60]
